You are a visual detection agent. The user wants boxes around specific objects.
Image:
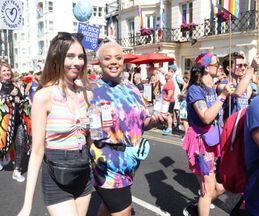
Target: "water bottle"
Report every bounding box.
[153,91,164,114]
[100,101,113,129]
[89,100,103,140]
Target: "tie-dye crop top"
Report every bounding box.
[45,86,89,150]
[90,79,149,188]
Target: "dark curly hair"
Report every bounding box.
[222,52,244,76]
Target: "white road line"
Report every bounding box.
[143,134,182,146]
[132,196,171,216]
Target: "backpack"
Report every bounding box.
[220,108,247,193]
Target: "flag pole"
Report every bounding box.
[257,0,259,53]
[228,13,232,117]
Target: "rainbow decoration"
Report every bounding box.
[139,6,143,29]
[221,0,240,18]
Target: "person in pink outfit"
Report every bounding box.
[182,52,234,216]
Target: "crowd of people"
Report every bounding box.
[0,63,41,182]
[0,32,258,216]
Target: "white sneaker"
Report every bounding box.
[0,161,3,171]
[210,204,215,209]
[12,171,25,182]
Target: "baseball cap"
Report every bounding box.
[168,64,177,71]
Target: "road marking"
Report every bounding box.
[143,134,182,146]
[132,196,171,216]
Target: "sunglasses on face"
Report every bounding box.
[57,32,84,41]
[209,63,219,68]
[235,63,247,68]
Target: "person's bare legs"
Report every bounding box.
[47,194,91,216]
[167,112,173,130]
[196,172,223,216]
[75,194,91,216]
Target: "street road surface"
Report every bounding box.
[0,129,241,216]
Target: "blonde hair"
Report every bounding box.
[96,42,123,60]
[0,62,13,81]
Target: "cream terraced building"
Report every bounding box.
[117,0,258,76]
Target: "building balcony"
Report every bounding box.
[118,10,257,48]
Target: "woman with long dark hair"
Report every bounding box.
[182,53,234,216]
[18,32,93,216]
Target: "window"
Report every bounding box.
[21,48,26,55]
[38,21,44,35]
[184,58,194,71]
[48,1,53,12]
[128,18,135,35]
[37,2,43,18]
[147,15,157,29]
[189,3,193,24]
[93,7,97,16]
[147,16,151,28]
[21,33,25,40]
[182,2,193,24]
[49,21,54,31]
[38,41,44,55]
[99,7,102,17]
[14,33,17,41]
[73,22,78,32]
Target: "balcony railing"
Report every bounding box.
[118,10,257,48]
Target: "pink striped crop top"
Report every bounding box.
[45,86,89,150]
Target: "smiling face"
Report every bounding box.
[98,42,124,82]
[0,65,12,82]
[64,41,85,82]
[233,57,246,78]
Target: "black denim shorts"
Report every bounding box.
[95,186,132,213]
[41,148,93,206]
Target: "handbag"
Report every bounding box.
[201,124,222,147]
[44,153,90,186]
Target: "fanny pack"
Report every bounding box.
[44,149,90,186]
[94,138,150,160]
[195,123,222,147]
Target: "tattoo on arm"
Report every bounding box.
[197,100,207,110]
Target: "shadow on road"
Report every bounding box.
[145,170,195,216]
[173,168,199,195]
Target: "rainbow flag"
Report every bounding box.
[220,0,240,18]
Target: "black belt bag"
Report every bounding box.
[44,151,90,186]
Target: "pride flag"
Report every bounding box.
[139,6,143,29]
[220,0,240,18]
[159,0,165,29]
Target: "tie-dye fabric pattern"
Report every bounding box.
[90,80,149,188]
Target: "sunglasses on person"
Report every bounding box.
[209,62,219,68]
[235,63,247,68]
[57,32,84,41]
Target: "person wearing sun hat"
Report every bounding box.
[182,52,235,216]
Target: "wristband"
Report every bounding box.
[218,96,225,103]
